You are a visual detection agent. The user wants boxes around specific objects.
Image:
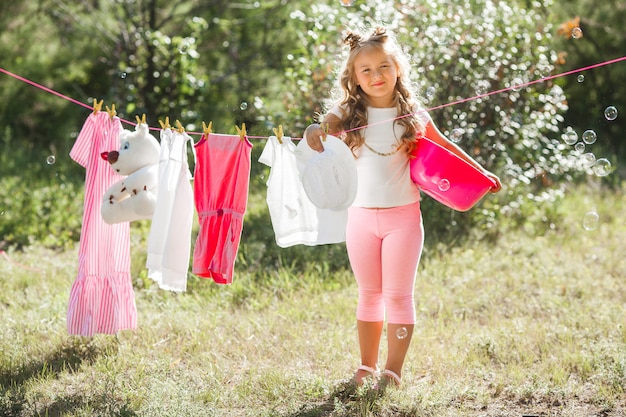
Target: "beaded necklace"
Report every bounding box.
[363,142,400,156]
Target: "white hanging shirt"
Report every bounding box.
[259,135,347,247]
[146,128,195,291]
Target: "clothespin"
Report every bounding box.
[202,121,212,138]
[105,104,116,120]
[194,121,212,147]
[175,119,185,133]
[235,123,247,141]
[272,125,284,144]
[321,122,328,142]
[92,98,104,114]
[135,114,147,125]
[159,117,171,130]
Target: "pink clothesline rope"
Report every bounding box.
[343,55,626,134]
[0,250,44,273]
[0,67,93,111]
[2,55,626,139]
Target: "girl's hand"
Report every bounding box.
[303,123,327,153]
[485,171,502,193]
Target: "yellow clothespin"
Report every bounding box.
[202,121,212,138]
[195,120,212,146]
[235,123,247,141]
[135,114,147,125]
[92,98,104,114]
[272,125,284,144]
[105,104,116,120]
[321,122,328,142]
[175,120,185,133]
[159,116,171,130]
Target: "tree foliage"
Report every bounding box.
[550,1,626,166]
[285,0,586,238]
[0,0,624,250]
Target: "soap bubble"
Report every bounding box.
[604,106,618,121]
[582,130,597,145]
[577,74,585,83]
[239,102,248,110]
[582,211,599,231]
[511,77,524,92]
[580,152,596,169]
[594,158,612,177]
[563,128,578,145]
[396,327,408,340]
[475,80,490,96]
[339,0,355,5]
[571,27,583,39]
[574,142,585,154]
[46,155,56,165]
[537,62,552,79]
[425,86,436,100]
[450,128,463,143]
[438,178,450,192]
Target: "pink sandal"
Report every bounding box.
[354,365,379,385]
[381,369,401,387]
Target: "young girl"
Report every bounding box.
[304,26,501,387]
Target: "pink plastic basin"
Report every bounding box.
[410,137,497,212]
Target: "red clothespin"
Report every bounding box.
[272,125,284,144]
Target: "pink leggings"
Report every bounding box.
[346,201,424,324]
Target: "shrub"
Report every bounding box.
[0,127,84,250]
[0,175,83,250]
[283,0,599,239]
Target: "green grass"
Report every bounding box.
[1,183,625,416]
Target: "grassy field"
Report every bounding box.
[1,183,625,417]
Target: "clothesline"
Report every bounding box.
[1,55,626,140]
[0,249,44,273]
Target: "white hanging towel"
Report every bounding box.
[258,135,347,247]
[146,128,194,291]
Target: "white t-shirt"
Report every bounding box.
[259,135,347,247]
[329,106,424,208]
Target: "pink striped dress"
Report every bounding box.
[67,112,137,336]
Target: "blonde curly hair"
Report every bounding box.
[328,26,425,156]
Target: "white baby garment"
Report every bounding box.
[259,135,347,247]
[146,128,194,291]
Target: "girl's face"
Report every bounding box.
[353,45,399,108]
